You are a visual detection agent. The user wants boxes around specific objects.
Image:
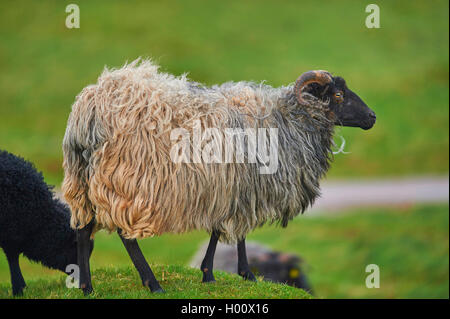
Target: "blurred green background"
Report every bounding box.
[0,0,448,184]
[0,0,448,298]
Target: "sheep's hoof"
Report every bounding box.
[240,270,257,282]
[201,267,216,283]
[82,285,93,296]
[202,278,216,283]
[151,287,165,294]
[202,273,216,283]
[12,287,25,297]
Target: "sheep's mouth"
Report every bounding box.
[361,116,376,130]
[361,120,375,130]
[335,118,376,130]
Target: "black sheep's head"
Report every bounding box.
[249,252,313,293]
[295,70,376,130]
[50,229,94,273]
[49,201,95,273]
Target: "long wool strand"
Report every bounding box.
[62,58,334,243]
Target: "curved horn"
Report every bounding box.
[294,70,333,104]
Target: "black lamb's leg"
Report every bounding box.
[118,230,164,293]
[200,231,219,283]
[237,238,257,282]
[5,251,26,296]
[77,219,95,295]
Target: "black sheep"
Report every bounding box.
[0,150,84,296]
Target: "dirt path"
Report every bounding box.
[309,176,449,215]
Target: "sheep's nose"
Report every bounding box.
[368,110,376,120]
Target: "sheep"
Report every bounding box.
[190,241,313,293]
[0,150,91,296]
[62,58,376,294]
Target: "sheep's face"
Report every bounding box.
[326,77,376,130]
[295,71,376,130]
[54,234,94,273]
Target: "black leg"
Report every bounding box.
[237,238,257,282]
[200,231,219,283]
[77,219,95,295]
[118,230,164,293]
[5,251,26,296]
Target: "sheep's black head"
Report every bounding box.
[249,252,313,293]
[295,70,376,130]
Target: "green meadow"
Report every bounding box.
[0,0,448,185]
[1,204,448,298]
[0,1,448,299]
[0,265,312,299]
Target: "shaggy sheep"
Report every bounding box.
[62,59,376,294]
[0,150,89,296]
[190,241,313,293]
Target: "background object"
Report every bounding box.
[190,241,313,293]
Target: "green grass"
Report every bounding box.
[1,204,448,298]
[0,0,448,186]
[0,264,311,299]
[250,204,449,299]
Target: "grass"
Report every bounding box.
[0,204,448,298]
[0,264,312,299]
[0,0,448,186]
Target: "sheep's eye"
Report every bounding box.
[334,92,344,102]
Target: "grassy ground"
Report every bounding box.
[1,204,448,298]
[0,265,311,299]
[0,0,448,186]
